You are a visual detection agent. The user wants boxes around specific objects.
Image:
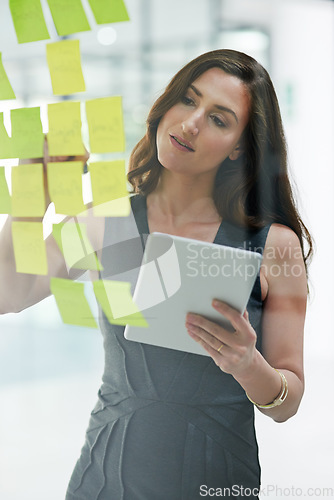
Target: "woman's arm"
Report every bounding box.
[185,223,308,422]
[0,214,68,314]
[0,140,91,314]
[252,223,307,421]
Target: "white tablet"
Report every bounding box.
[124,232,262,356]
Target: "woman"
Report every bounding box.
[0,50,312,499]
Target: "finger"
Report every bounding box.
[44,138,68,164]
[186,321,228,352]
[44,135,90,164]
[212,300,247,331]
[187,328,227,365]
[186,313,234,346]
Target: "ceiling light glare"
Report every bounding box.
[97,27,117,46]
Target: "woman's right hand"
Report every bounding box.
[1,139,90,313]
[21,136,90,215]
[42,136,90,211]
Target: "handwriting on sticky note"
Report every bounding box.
[47,101,85,156]
[47,0,91,37]
[89,160,130,216]
[53,220,102,271]
[9,0,50,44]
[47,161,86,215]
[0,53,16,100]
[87,0,130,24]
[11,221,48,275]
[46,39,86,95]
[86,97,125,153]
[50,277,97,328]
[11,107,44,159]
[11,163,45,217]
[0,167,11,214]
[93,280,147,327]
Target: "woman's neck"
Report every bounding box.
[147,170,221,226]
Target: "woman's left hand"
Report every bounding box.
[185,299,258,378]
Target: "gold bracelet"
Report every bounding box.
[246,370,288,409]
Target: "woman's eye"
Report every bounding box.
[211,115,226,128]
[181,96,194,106]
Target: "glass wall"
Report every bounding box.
[0,0,333,498]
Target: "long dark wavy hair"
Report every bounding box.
[127,49,313,272]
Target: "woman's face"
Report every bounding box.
[156,67,250,180]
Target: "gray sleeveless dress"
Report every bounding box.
[65,195,271,500]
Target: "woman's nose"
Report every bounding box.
[181,112,200,136]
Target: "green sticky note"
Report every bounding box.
[86,96,125,153]
[0,53,16,100]
[50,277,97,328]
[47,0,90,36]
[47,101,85,156]
[9,0,50,44]
[11,163,45,217]
[87,0,130,24]
[46,39,86,96]
[47,161,86,215]
[93,280,147,327]
[11,221,48,275]
[11,107,44,159]
[89,160,130,216]
[0,112,13,159]
[0,167,11,214]
[53,220,102,271]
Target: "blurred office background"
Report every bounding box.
[0,0,333,498]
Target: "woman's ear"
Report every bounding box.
[229,144,243,161]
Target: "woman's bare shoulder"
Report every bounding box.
[265,223,301,254]
[260,223,305,301]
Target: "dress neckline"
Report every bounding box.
[130,194,225,245]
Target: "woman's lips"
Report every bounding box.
[169,134,195,152]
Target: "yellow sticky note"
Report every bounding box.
[11,221,48,275]
[87,0,130,24]
[86,97,125,153]
[0,53,16,100]
[9,0,50,44]
[0,112,13,159]
[47,161,86,215]
[47,0,90,37]
[46,39,86,96]
[52,220,102,271]
[11,107,44,159]
[47,101,85,156]
[89,160,130,216]
[0,167,11,214]
[93,280,147,327]
[11,163,45,217]
[50,277,97,328]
